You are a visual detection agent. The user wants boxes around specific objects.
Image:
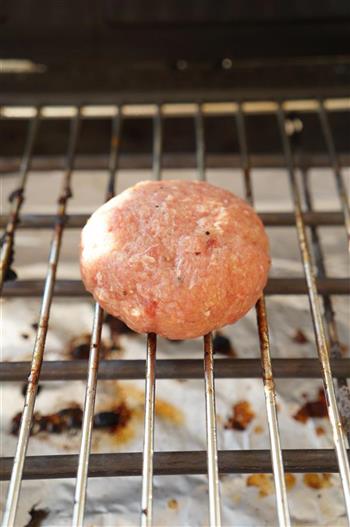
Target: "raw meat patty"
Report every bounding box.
[80,180,270,339]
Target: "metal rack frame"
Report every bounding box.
[0,98,349,527]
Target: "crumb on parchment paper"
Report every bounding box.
[225,401,255,431]
[246,473,296,497]
[303,473,333,490]
[293,389,327,423]
[167,499,178,510]
[316,425,326,436]
[246,474,274,497]
[291,329,309,344]
[253,425,264,434]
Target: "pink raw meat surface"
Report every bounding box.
[80,180,270,339]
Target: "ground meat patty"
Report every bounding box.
[80,180,270,339]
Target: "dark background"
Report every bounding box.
[1,1,350,100]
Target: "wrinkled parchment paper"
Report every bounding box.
[1,168,349,526]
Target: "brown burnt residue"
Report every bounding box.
[213,333,236,357]
[246,474,274,497]
[94,402,132,441]
[24,505,49,527]
[253,425,264,434]
[340,342,349,355]
[293,389,328,423]
[316,425,326,436]
[11,402,132,438]
[104,314,135,346]
[225,401,255,431]
[28,366,40,387]
[117,383,185,427]
[11,413,22,435]
[292,329,309,344]
[155,399,184,425]
[285,473,296,491]
[66,333,110,360]
[247,473,296,497]
[168,499,178,510]
[22,384,42,398]
[303,473,332,490]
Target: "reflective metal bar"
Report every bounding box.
[140,100,164,527]
[301,168,350,442]
[236,105,291,527]
[277,104,350,519]
[153,105,162,181]
[0,210,345,229]
[1,449,347,481]
[141,333,157,527]
[195,105,221,525]
[3,153,350,174]
[195,104,206,181]
[72,111,122,526]
[2,358,350,382]
[1,109,80,527]
[3,277,348,297]
[318,100,350,251]
[0,109,40,292]
[203,334,222,527]
[1,98,350,118]
[72,305,104,527]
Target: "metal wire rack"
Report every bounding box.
[0,98,350,527]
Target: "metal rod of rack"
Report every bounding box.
[277,104,350,519]
[195,104,206,181]
[72,304,104,527]
[1,449,348,481]
[301,168,350,442]
[236,105,291,527]
[0,210,345,229]
[140,105,164,526]
[0,109,40,292]
[1,109,81,527]
[72,111,122,526]
[318,100,350,251]
[2,276,349,297]
[1,358,350,382]
[141,333,157,527]
[196,103,222,526]
[0,98,349,526]
[3,153,350,174]
[153,104,162,182]
[203,334,222,527]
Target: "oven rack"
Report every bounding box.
[0,98,349,527]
